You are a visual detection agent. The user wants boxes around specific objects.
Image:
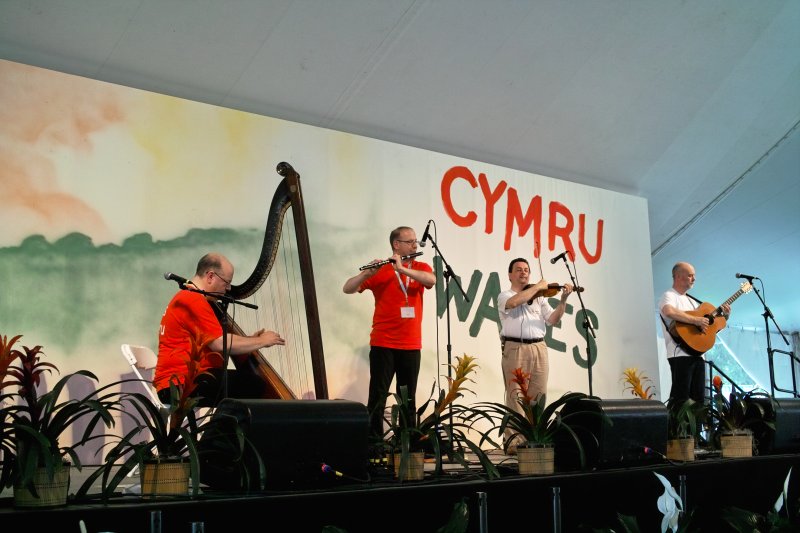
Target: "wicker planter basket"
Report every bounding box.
[666,437,695,461]
[13,464,71,508]
[141,459,191,499]
[392,451,425,481]
[720,431,753,458]
[517,444,555,475]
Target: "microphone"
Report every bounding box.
[550,250,570,264]
[735,272,758,281]
[164,272,189,287]
[418,220,432,248]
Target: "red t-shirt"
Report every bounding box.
[153,289,223,391]
[359,261,432,350]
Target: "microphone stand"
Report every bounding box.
[747,280,796,397]
[425,234,468,475]
[180,284,258,402]
[556,257,596,396]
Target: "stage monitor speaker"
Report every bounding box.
[199,398,369,490]
[749,397,800,455]
[554,398,668,470]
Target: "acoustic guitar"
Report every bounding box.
[668,281,752,355]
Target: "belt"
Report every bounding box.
[502,336,544,344]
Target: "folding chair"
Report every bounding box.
[119,343,169,484]
[120,343,166,409]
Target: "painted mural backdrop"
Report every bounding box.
[1,60,661,450]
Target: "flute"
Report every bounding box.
[359,251,423,271]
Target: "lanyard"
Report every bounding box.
[394,267,410,306]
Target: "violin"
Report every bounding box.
[524,243,583,303]
[523,283,583,305]
[523,282,581,299]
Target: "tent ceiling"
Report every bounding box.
[1,1,798,333]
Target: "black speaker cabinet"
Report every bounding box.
[750,397,800,455]
[199,398,369,490]
[554,398,668,470]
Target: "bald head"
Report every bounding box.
[196,252,231,276]
[671,261,696,293]
[672,262,692,278]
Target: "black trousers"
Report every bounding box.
[668,356,706,403]
[367,346,422,439]
[157,367,265,408]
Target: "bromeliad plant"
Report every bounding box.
[709,375,775,435]
[0,334,23,486]
[383,354,499,481]
[0,334,122,496]
[469,367,602,463]
[81,329,265,499]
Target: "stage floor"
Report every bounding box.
[2,449,798,532]
[0,448,517,499]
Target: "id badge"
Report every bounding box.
[400,306,415,319]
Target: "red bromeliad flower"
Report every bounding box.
[0,334,23,389]
[510,367,533,403]
[4,344,58,421]
[713,375,723,392]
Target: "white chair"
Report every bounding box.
[119,343,168,487]
[120,343,166,409]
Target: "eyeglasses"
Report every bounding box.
[210,271,232,286]
[394,239,419,245]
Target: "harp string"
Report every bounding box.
[233,212,314,398]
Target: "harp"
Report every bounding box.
[225,162,328,400]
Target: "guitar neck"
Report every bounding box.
[715,283,751,314]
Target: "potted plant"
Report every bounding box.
[709,375,775,458]
[0,334,122,508]
[81,329,265,499]
[469,367,603,474]
[665,397,707,461]
[382,354,499,481]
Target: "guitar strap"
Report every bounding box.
[685,293,703,305]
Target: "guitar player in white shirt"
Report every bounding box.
[658,261,731,404]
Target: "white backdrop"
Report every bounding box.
[0,60,663,437]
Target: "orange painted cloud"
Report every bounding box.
[0,60,123,246]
